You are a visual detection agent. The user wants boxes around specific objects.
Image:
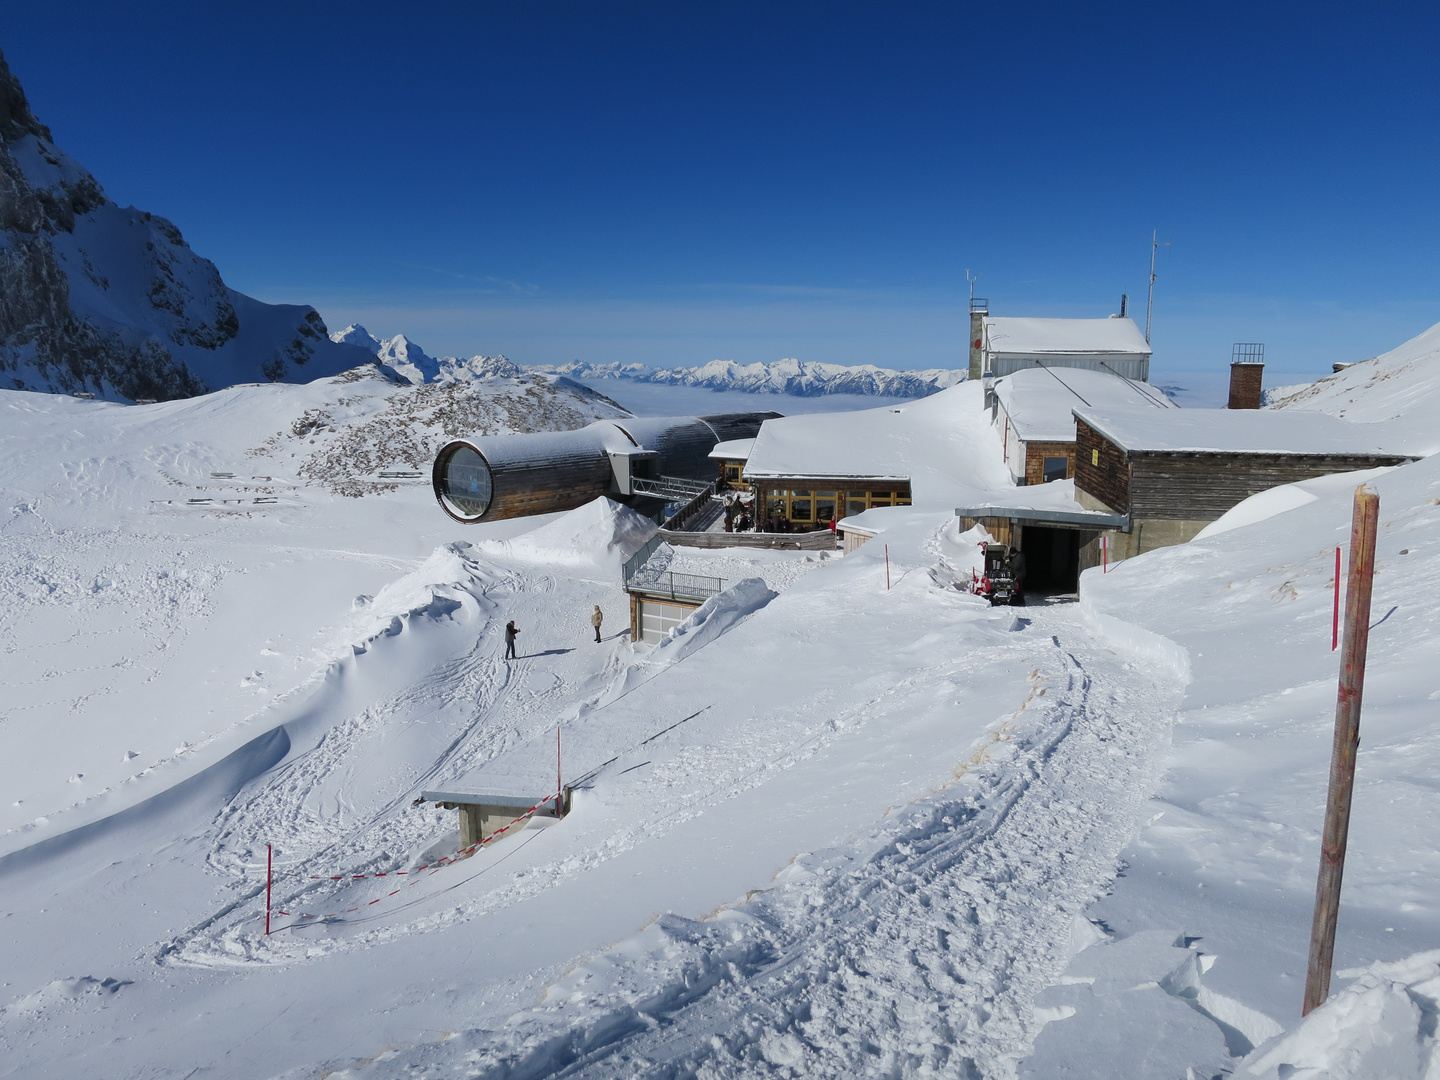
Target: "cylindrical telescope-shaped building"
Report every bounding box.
[432,412,780,524]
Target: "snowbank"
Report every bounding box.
[473,498,657,572]
[1239,951,1440,1079]
[591,576,777,708]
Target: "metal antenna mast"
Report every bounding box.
[967,268,979,305]
[1145,230,1171,344]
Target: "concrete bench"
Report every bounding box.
[419,790,569,849]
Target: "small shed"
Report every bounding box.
[1072,406,1420,568]
[983,316,1152,381]
[708,437,754,490]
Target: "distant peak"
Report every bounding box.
[0,48,53,144]
[330,324,382,352]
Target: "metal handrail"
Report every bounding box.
[622,533,664,585]
[631,571,726,602]
[632,475,713,501]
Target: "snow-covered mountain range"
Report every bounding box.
[544,357,967,398]
[329,324,521,385]
[0,49,374,402]
[329,328,966,398]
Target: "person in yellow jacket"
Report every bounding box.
[591,604,604,643]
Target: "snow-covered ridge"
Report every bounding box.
[540,357,968,398]
[329,324,521,385]
[1264,318,1440,454]
[0,49,375,402]
[329,328,966,398]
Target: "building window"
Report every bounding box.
[1043,457,1068,483]
[758,487,911,528]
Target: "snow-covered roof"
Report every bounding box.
[1075,406,1422,457]
[984,317,1151,358]
[741,383,1015,508]
[994,368,1173,442]
[708,438,754,460]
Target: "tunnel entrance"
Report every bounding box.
[1019,526,1081,593]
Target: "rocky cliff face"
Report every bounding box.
[0,49,372,401]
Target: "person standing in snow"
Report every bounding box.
[1008,549,1027,605]
[591,605,604,643]
[504,619,519,659]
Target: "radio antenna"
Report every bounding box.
[1145,230,1171,344]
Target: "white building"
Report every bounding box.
[982,315,1152,381]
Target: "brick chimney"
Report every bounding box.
[1227,343,1264,409]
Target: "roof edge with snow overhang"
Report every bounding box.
[984,316,1152,358]
[1074,406,1423,458]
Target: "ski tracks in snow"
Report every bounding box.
[338,616,1181,1080]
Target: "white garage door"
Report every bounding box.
[639,599,699,644]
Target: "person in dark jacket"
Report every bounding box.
[1008,550,1027,605]
[504,620,519,659]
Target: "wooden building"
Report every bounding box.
[708,438,754,491]
[989,367,1173,487]
[1072,406,1419,569]
[741,408,921,532]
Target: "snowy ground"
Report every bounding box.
[5,330,1440,1079]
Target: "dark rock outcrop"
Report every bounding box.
[0,48,371,401]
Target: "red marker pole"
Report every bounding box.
[1332,546,1341,651]
[265,843,272,936]
[885,545,891,591]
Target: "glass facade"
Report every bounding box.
[439,445,494,519]
[757,487,910,527]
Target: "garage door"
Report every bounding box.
[639,598,699,644]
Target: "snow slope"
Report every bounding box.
[1266,318,1440,455]
[5,316,1440,1080]
[1022,449,1440,1076]
[0,49,375,401]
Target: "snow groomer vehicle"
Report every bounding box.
[973,543,1020,606]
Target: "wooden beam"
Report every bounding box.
[1303,483,1380,1015]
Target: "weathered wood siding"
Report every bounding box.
[1023,440,1075,486]
[1074,420,1130,513]
[663,529,836,551]
[1129,452,1411,520]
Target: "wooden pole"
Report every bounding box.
[1332,545,1341,651]
[1303,484,1379,1015]
[885,545,891,591]
[265,843,272,936]
[556,728,563,816]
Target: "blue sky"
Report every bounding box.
[4,1,1439,382]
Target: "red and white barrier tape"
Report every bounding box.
[272,790,560,921]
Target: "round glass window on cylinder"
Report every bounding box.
[440,446,493,519]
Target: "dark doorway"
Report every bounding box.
[1020,526,1080,593]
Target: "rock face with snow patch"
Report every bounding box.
[0,49,375,401]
